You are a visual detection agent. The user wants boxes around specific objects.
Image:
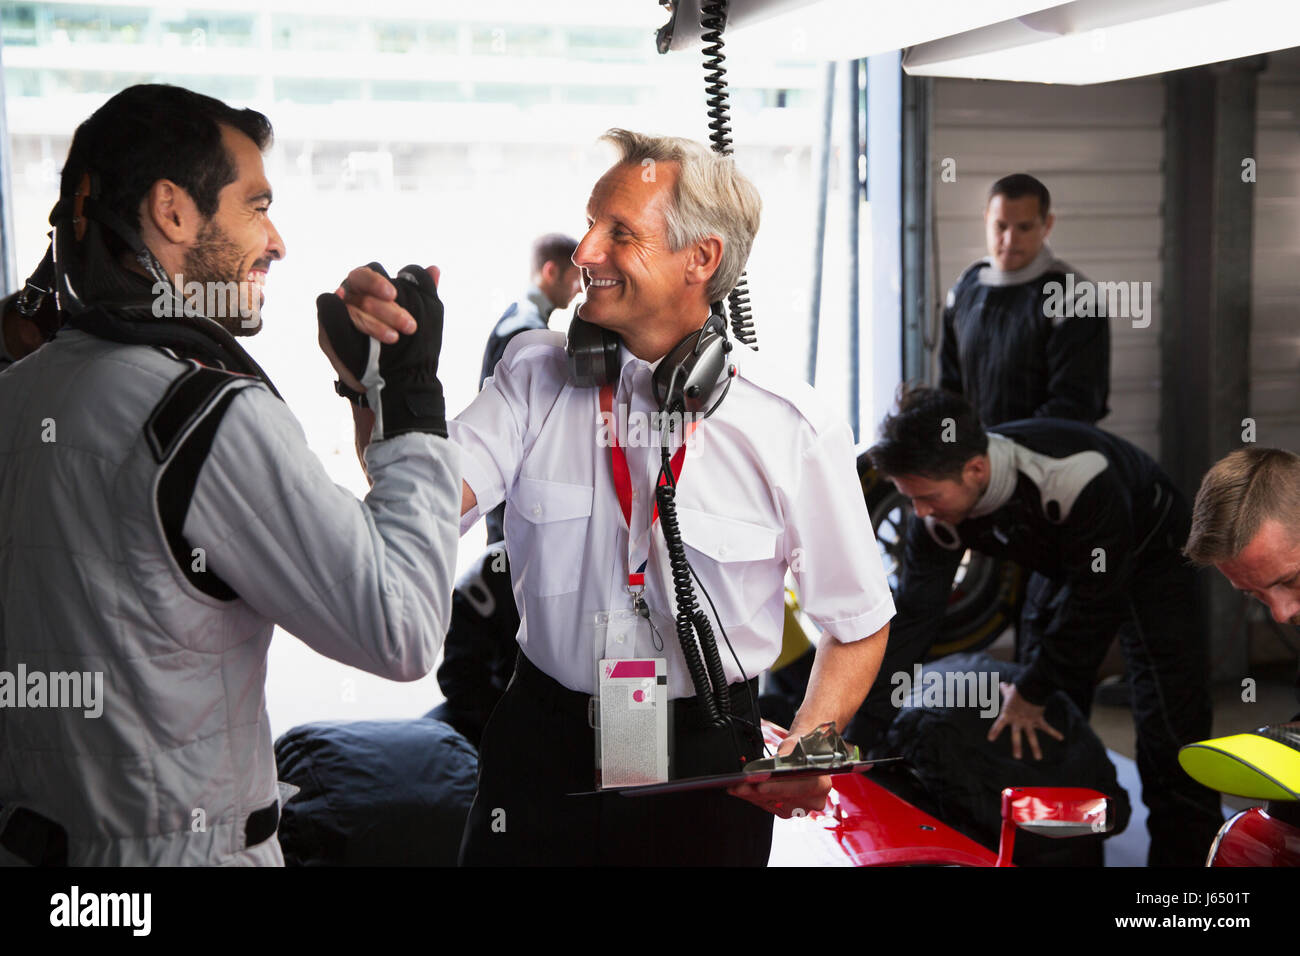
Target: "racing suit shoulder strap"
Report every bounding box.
[147,363,262,600]
[146,362,258,463]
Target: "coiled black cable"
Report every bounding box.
[656,445,727,728]
[700,0,758,350]
[700,0,732,156]
[694,601,732,713]
[727,281,755,349]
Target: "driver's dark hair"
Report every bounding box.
[59,84,273,251]
[868,385,988,480]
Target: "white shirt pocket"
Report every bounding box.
[509,475,594,597]
[673,506,781,628]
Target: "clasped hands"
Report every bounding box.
[316,262,447,442]
[317,263,440,393]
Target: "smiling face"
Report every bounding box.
[1217,519,1300,625]
[890,459,988,527]
[572,161,710,360]
[984,193,1053,273]
[180,124,285,335]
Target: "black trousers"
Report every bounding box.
[459,654,774,866]
[1017,545,1223,867]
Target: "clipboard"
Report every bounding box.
[568,755,900,797]
[603,755,900,797]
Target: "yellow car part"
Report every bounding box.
[1179,723,1300,801]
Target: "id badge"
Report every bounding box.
[591,609,670,789]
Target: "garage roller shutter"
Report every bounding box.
[1252,49,1300,452]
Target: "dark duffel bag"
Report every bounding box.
[274,718,478,866]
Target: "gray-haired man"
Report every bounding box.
[331,130,895,865]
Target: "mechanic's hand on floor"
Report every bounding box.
[727,725,832,819]
[987,681,1063,761]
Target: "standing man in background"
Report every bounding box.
[940,172,1109,426]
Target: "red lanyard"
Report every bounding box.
[599,384,698,587]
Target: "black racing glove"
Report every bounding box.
[317,262,446,440]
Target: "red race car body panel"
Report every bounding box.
[1209,806,1300,867]
[770,770,998,867]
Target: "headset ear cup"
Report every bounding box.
[565,307,622,388]
[653,314,732,415]
[599,324,621,384]
[652,332,692,410]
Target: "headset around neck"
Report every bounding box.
[565,301,736,420]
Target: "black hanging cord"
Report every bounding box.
[700,0,758,350]
[656,441,727,729]
[700,0,733,155]
[688,562,770,757]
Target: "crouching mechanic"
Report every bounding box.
[857,386,1222,866]
[0,84,460,865]
[331,129,896,865]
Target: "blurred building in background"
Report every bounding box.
[0,2,846,451]
[2,1,871,732]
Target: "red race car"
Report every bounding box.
[762,723,1114,867]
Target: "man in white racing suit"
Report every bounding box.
[0,84,460,866]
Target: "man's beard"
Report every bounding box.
[179,219,261,337]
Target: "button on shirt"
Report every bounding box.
[449,325,895,699]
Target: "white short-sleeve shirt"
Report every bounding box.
[449,326,895,698]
